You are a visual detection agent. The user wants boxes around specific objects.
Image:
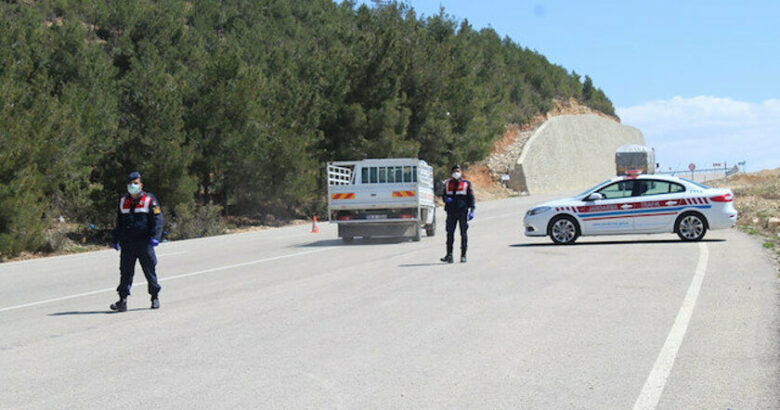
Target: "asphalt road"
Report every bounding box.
[1,195,778,409]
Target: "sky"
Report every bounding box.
[356,0,780,172]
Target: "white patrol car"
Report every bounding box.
[523,174,737,244]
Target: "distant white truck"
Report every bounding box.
[326,158,436,243]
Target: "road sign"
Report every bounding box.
[713,163,721,167]
[688,163,696,171]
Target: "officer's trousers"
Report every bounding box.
[445,210,469,256]
[117,241,161,298]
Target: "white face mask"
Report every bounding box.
[452,172,462,179]
[127,183,141,195]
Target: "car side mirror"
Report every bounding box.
[585,192,604,201]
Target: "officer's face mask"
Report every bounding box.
[452,171,462,179]
[127,183,142,195]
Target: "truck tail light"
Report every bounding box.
[624,169,642,178]
[337,215,355,221]
[399,214,415,219]
[710,193,733,202]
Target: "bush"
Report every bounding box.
[168,202,226,240]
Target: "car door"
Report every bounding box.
[578,180,639,234]
[631,179,686,232]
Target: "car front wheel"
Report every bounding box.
[675,213,707,241]
[548,215,580,245]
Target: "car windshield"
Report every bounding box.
[576,180,611,197]
[680,178,712,189]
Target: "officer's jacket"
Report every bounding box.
[442,178,475,213]
[113,191,163,244]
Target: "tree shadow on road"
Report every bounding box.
[510,238,726,247]
[297,237,411,247]
[398,263,447,268]
[49,308,147,316]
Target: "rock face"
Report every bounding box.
[507,114,645,194]
[767,217,780,230]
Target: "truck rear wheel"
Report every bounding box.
[425,212,436,237]
[413,223,422,242]
[342,236,353,244]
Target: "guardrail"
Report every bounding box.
[656,166,741,183]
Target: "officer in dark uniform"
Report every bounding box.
[440,164,475,263]
[110,171,163,312]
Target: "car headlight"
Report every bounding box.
[527,206,552,216]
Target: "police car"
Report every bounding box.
[523,174,737,244]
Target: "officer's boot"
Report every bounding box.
[460,250,467,263]
[151,295,160,310]
[440,254,453,264]
[110,298,127,312]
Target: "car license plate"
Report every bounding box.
[366,214,386,220]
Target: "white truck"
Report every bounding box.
[326,158,436,243]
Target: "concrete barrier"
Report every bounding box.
[508,114,644,194]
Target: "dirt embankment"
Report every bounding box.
[710,168,780,272]
[466,98,618,200]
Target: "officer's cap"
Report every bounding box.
[126,171,141,183]
[451,164,461,171]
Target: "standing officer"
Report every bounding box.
[110,171,163,312]
[440,165,475,263]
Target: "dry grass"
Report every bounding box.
[710,168,780,271]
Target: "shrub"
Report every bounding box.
[168,202,226,240]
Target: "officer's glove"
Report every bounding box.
[149,238,160,247]
[444,197,453,204]
[112,243,120,251]
[468,210,474,221]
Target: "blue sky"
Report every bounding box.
[355,0,780,171]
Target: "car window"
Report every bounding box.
[577,179,611,197]
[680,178,711,189]
[670,182,685,193]
[636,180,686,196]
[597,180,635,199]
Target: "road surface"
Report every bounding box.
[1,195,778,409]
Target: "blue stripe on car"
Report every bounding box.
[578,205,711,218]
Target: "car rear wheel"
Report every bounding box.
[676,213,707,241]
[548,215,580,245]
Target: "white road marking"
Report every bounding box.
[633,242,709,410]
[0,247,334,313]
[1,250,114,266]
[1,248,188,266]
